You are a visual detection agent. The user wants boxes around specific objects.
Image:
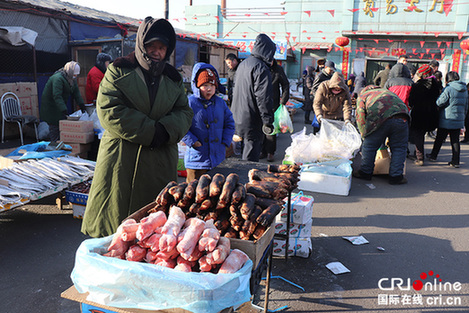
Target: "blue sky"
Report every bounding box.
[61,0,281,29]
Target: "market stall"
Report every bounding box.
[65,163,300,313]
[0,155,95,212]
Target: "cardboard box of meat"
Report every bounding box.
[126,201,274,270]
[141,167,300,269]
[228,224,275,269]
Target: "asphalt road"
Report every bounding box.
[1,109,468,313]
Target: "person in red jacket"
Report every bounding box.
[86,53,112,103]
[384,58,413,111]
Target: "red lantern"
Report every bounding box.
[460,39,469,53]
[335,36,350,47]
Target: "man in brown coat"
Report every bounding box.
[313,72,352,123]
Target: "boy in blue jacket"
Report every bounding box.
[182,63,235,182]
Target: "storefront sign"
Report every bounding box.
[220,39,288,60]
[365,0,451,17]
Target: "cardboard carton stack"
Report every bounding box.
[59,120,94,158]
[273,193,314,258]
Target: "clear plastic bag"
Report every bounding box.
[319,119,362,160]
[88,109,105,139]
[287,119,362,164]
[288,128,324,164]
[272,105,293,135]
[71,236,253,313]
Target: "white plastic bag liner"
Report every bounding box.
[71,236,253,313]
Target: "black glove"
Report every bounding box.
[79,104,86,114]
[150,122,169,148]
[262,123,274,135]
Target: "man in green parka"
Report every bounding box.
[82,17,193,238]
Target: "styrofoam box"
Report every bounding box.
[279,193,314,224]
[298,171,352,196]
[72,203,86,219]
[273,237,312,258]
[274,218,313,238]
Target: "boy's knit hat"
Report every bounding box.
[196,68,218,88]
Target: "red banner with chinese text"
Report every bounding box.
[342,49,349,79]
[451,49,461,72]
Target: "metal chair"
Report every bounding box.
[1,92,39,145]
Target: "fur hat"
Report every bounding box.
[416,64,432,78]
[196,68,217,88]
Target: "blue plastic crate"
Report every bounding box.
[65,190,88,205]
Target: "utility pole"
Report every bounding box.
[165,0,169,19]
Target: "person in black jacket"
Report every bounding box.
[408,64,440,165]
[225,53,240,107]
[353,71,367,99]
[310,60,335,99]
[303,65,315,123]
[260,59,290,162]
[231,33,276,162]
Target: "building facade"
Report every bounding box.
[184,0,469,83]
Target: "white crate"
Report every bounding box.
[274,218,313,238]
[279,193,314,224]
[273,237,312,258]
